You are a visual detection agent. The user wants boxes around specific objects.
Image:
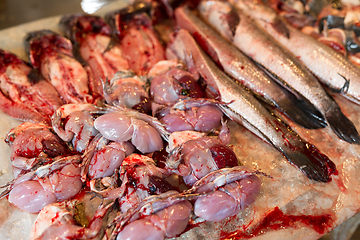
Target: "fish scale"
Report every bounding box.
[198,0,360,144]
[167,28,335,182]
[175,6,327,129]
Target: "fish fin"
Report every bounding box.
[220,105,334,182]
[226,7,240,37]
[255,62,327,128]
[326,107,360,144]
[338,74,350,93]
[326,74,350,93]
[283,144,334,182]
[270,18,290,39]
[277,89,327,129]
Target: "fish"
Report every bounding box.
[105,11,165,76]
[230,0,360,103]
[166,28,336,182]
[198,0,360,144]
[174,6,326,129]
[228,0,290,38]
[24,30,94,104]
[59,14,130,97]
[0,49,63,124]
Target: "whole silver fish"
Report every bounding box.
[198,0,360,144]
[230,0,360,103]
[174,6,326,129]
[167,29,335,182]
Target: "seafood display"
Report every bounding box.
[174,5,327,130]
[197,0,360,144]
[105,10,166,75]
[167,28,335,182]
[93,107,167,154]
[51,103,99,153]
[166,130,262,221]
[102,70,151,114]
[24,30,94,104]
[0,50,63,124]
[231,0,360,105]
[2,0,360,240]
[30,194,116,239]
[60,14,130,96]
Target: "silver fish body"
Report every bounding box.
[167,29,335,182]
[242,2,360,105]
[198,0,360,144]
[174,6,326,129]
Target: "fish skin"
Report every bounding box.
[174,6,327,129]
[228,0,360,103]
[198,0,360,144]
[230,0,360,144]
[167,29,335,182]
[250,8,360,104]
[228,0,290,38]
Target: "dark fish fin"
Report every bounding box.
[326,74,350,93]
[276,89,327,129]
[226,7,240,37]
[255,61,299,97]
[282,143,335,182]
[326,107,360,144]
[271,18,290,38]
[221,105,334,182]
[255,61,327,129]
[338,74,350,93]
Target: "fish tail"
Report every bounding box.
[326,107,360,144]
[282,144,335,182]
[255,62,327,129]
[277,90,327,129]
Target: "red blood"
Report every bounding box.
[210,144,239,169]
[220,207,334,239]
[27,32,73,69]
[73,125,84,152]
[15,143,42,158]
[51,211,61,224]
[123,163,149,196]
[132,96,152,115]
[272,119,336,182]
[72,188,88,201]
[151,148,168,169]
[182,218,205,235]
[0,49,23,73]
[42,139,69,158]
[148,175,174,195]
[319,39,346,55]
